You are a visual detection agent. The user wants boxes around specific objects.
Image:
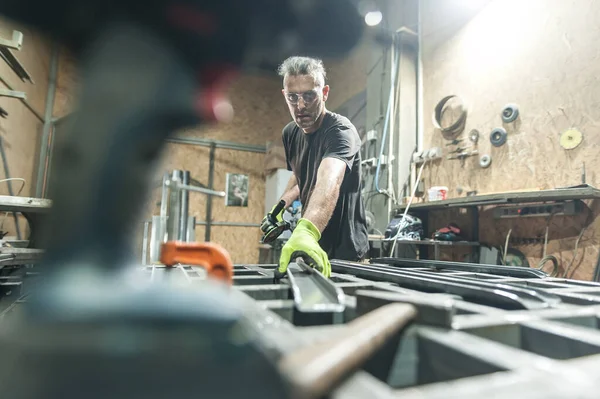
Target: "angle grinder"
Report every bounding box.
[261,200,291,244]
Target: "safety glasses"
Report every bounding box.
[284,90,319,105]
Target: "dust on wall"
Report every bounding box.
[421,0,600,279]
[0,18,52,238]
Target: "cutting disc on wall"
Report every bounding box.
[560,128,583,150]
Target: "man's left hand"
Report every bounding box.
[276,218,331,279]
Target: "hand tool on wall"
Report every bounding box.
[261,199,291,244]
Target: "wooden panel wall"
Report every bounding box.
[422,0,600,279]
[0,18,52,237]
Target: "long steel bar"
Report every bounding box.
[331,260,557,310]
[372,257,548,279]
[287,258,346,313]
[280,303,416,399]
[166,136,266,153]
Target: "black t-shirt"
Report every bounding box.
[282,111,369,261]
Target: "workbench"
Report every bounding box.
[391,185,600,261]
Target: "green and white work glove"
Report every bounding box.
[276,218,331,280]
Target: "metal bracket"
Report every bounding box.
[0,89,26,100]
[0,30,33,84]
[0,31,23,51]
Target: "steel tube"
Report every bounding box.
[179,171,190,241]
[196,221,260,228]
[205,143,216,241]
[166,136,266,153]
[279,303,416,399]
[35,43,59,198]
[166,171,183,241]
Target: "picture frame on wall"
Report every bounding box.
[225,173,249,207]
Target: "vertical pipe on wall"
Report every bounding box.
[386,37,397,218]
[179,170,190,240]
[416,0,424,153]
[205,143,216,242]
[36,43,59,198]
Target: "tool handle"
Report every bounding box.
[270,199,286,222]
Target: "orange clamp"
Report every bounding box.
[160,241,234,285]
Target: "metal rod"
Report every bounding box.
[166,136,266,153]
[179,171,190,241]
[35,43,59,198]
[166,181,225,197]
[195,221,260,228]
[167,170,183,241]
[159,172,169,218]
[205,143,216,241]
[142,221,150,265]
[279,303,416,399]
[0,135,21,239]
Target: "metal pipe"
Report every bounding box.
[0,136,21,239]
[166,136,266,153]
[43,123,57,197]
[35,43,59,198]
[279,303,416,399]
[166,171,183,241]
[196,221,260,228]
[141,220,150,265]
[416,0,424,153]
[205,143,216,241]
[179,170,190,241]
[159,172,169,218]
[167,181,225,197]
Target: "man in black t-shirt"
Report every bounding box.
[261,56,369,279]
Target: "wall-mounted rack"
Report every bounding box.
[0,30,33,84]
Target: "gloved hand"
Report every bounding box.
[261,202,285,234]
[276,218,331,280]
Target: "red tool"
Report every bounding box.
[160,241,234,285]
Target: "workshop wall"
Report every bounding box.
[0,18,52,238]
[421,0,600,279]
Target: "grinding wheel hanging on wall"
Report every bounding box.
[490,127,507,147]
[479,154,492,168]
[433,95,467,140]
[560,128,583,150]
[501,104,520,123]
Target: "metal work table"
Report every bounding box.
[394,186,600,212]
[391,186,600,261]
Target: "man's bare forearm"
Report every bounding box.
[302,158,346,233]
[280,173,300,207]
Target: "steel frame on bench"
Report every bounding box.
[226,259,600,398]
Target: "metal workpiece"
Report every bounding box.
[355,290,455,328]
[287,258,346,313]
[331,261,559,310]
[280,303,416,399]
[372,257,548,278]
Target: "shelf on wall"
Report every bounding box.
[393,185,600,214]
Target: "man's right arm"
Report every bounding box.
[280,173,299,207]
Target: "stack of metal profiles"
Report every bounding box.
[195,257,600,398]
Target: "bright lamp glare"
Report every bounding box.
[364,11,382,26]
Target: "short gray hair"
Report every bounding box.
[277,56,327,87]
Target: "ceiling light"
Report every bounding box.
[364,11,382,26]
